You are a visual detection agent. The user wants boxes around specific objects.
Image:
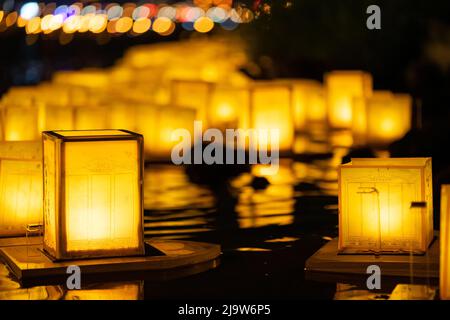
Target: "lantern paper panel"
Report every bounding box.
[339,158,433,254]
[250,83,294,152]
[441,185,450,300]
[43,130,144,260]
[0,141,42,237]
[74,105,109,130]
[3,104,40,141]
[108,103,136,131]
[171,80,212,126]
[208,85,250,130]
[325,71,373,129]
[39,104,75,132]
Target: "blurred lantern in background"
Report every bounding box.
[135,104,196,160]
[441,185,450,300]
[352,92,412,147]
[74,105,108,130]
[208,84,250,130]
[52,69,110,89]
[42,130,144,260]
[325,71,373,129]
[171,80,212,126]
[2,102,40,141]
[250,82,294,153]
[339,158,433,254]
[0,141,42,237]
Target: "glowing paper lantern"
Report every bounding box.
[441,185,450,300]
[2,104,40,141]
[170,80,212,125]
[0,141,42,237]
[135,105,196,160]
[339,158,433,254]
[38,104,75,132]
[208,85,250,130]
[249,82,294,153]
[356,93,412,147]
[352,91,393,146]
[52,69,110,89]
[325,71,373,129]
[42,130,144,260]
[74,105,108,130]
[284,80,326,132]
[108,103,136,131]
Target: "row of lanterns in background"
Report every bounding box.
[0,38,413,160]
[0,1,256,35]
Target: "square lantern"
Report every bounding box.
[249,82,294,153]
[2,103,40,141]
[440,185,450,300]
[208,85,250,130]
[325,71,373,129]
[38,103,75,132]
[135,104,196,160]
[352,91,393,146]
[0,141,43,237]
[338,158,433,254]
[283,79,326,132]
[366,94,412,147]
[74,105,109,130]
[42,130,144,260]
[170,80,212,126]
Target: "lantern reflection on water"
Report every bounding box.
[325,71,373,129]
[0,141,42,237]
[42,130,144,260]
[441,185,450,300]
[249,82,294,153]
[339,158,433,254]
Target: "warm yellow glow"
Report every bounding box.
[132,18,151,34]
[3,104,40,141]
[40,14,53,32]
[63,15,81,33]
[53,70,109,89]
[250,83,294,152]
[78,15,92,33]
[325,71,373,129]
[0,11,3,24]
[25,16,41,34]
[171,80,211,125]
[17,16,27,28]
[43,130,144,260]
[441,185,450,300]
[74,105,108,130]
[209,85,250,129]
[38,104,74,132]
[0,142,42,237]
[366,93,412,146]
[194,16,214,33]
[115,17,133,33]
[352,91,392,146]
[135,105,196,159]
[5,12,17,27]
[89,14,108,33]
[63,282,142,300]
[339,158,434,254]
[152,17,172,34]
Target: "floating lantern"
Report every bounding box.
[352,91,393,146]
[42,130,144,260]
[135,105,196,160]
[284,80,326,132]
[52,69,110,89]
[339,158,433,254]
[108,103,136,131]
[325,71,373,129]
[208,85,250,130]
[38,103,75,132]
[249,82,294,153]
[170,80,212,125]
[0,141,42,237]
[441,185,450,300]
[2,104,40,141]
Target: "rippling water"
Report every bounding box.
[0,130,414,300]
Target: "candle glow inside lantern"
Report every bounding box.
[42,130,144,260]
[441,185,450,300]
[3,104,40,141]
[325,71,373,129]
[339,158,433,254]
[250,82,294,153]
[0,141,43,237]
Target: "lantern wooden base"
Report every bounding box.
[0,238,220,287]
[305,236,439,278]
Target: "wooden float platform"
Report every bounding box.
[305,237,439,279]
[0,237,221,287]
